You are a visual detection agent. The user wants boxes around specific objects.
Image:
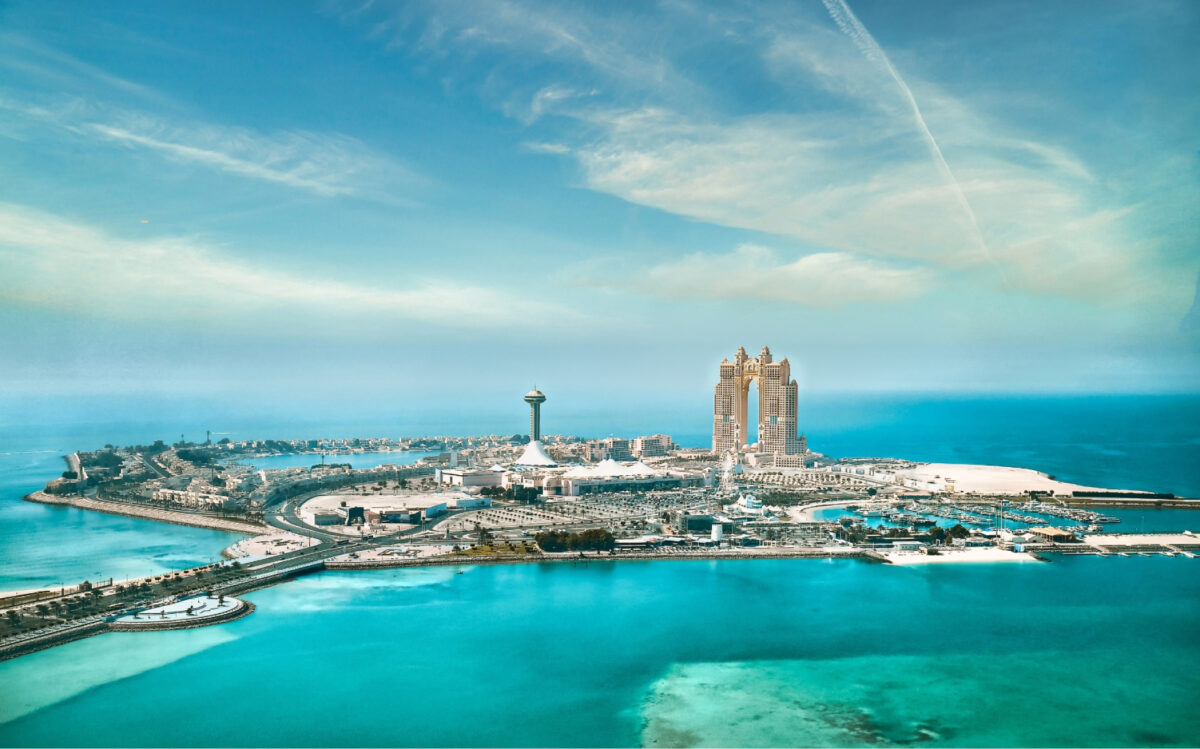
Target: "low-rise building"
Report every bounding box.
[436,468,504,488]
[1028,527,1080,543]
[737,494,762,509]
[451,496,492,509]
[632,434,675,458]
[585,438,633,462]
[378,507,421,523]
[313,511,343,526]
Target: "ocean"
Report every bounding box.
[0,393,1197,747]
[0,558,1197,747]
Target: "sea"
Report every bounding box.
[0,393,1197,747]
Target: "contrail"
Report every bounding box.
[821,0,1000,274]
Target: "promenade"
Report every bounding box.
[24,491,266,535]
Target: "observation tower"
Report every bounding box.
[516,387,556,467]
[524,388,547,442]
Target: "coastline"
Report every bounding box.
[23,491,265,536]
[326,547,887,570]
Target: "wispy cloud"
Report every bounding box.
[84,120,415,199]
[336,0,706,104]
[0,203,570,331]
[0,33,167,104]
[347,0,1187,306]
[585,243,934,308]
[819,0,994,274]
[0,93,421,201]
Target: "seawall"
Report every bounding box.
[23,491,266,535]
[325,548,883,570]
[109,601,255,632]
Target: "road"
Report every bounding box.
[139,453,168,479]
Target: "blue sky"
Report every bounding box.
[1,0,1197,414]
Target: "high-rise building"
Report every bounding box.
[713,346,807,465]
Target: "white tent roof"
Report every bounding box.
[629,461,659,476]
[563,465,595,479]
[490,464,507,472]
[515,440,557,467]
[562,459,660,480]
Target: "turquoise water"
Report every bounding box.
[235,450,438,470]
[0,558,1197,747]
[0,395,1198,746]
[811,506,1200,533]
[0,449,242,593]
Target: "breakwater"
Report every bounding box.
[0,620,109,663]
[23,491,266,535]
[327,547,884,570]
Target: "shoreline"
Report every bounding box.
[3,538,1193,663]
[23,491,265,535]
[326,547,887,570]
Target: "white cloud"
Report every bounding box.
[343,0,705,104]
[0,33,165,104]
[357,0,1185,305]
[0,95,420,200]
[590,244,934,308]
[0,203,571,331]
[523,141,570,155]
[562,96,1167,302]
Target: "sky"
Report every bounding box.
[1,0,1198,421]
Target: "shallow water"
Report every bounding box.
[0,556,1197,747]
[0,450,242,593]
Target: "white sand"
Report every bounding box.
[1084,532,1197,547]
[330,544,457,562]
[225,532,317,559]
[883,547,1041,565]
[897,463,1119,496]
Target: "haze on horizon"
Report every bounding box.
[1,0,1197,414]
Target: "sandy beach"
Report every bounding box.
[223,532,318,560]
[883,547,1041,565]
[897,463,1128,496]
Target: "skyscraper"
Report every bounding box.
[713,346,807,466]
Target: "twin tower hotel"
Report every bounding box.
[713,346,808,467]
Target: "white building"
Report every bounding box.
[738,493,762,509]
[436,468,504,488]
